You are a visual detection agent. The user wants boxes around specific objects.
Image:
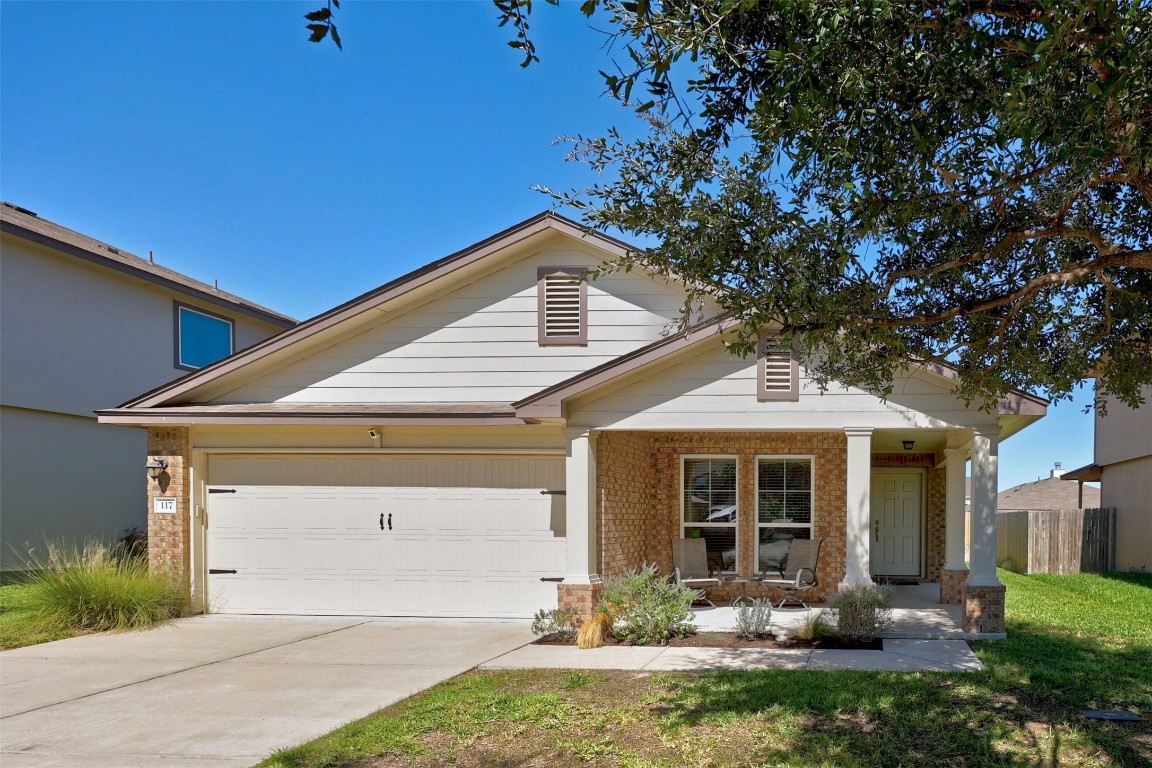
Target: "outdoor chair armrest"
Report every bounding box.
[794,567,817,587]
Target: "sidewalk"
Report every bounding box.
[482,638,982,672]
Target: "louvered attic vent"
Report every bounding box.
[538,267,587,345]
[758,339,799,401]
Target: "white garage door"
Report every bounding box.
[206,454,566,617]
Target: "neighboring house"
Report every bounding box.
[0,203,295,572]
[98,212,1047,634]
[998,464,1100,512]
[1064,386,1152,572]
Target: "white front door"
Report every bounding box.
[205,454,566,617]
[870,471,923,577]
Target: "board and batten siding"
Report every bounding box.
[213,246,709,404]
[568,343,1002,430]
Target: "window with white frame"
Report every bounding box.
[756,456,813,574]
[175,303,234,370]
[681,456,738,573]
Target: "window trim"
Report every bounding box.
[537,266,588,346]
[174,301,235,371]
[756,336,800,401]
[680,454,739,574]
[755,455,814,573]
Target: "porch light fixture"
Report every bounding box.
[902,440,915,451]
[146,458,169,481]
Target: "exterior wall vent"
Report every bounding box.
[538,267,587,346]
[757,338,799,401]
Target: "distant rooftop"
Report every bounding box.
[1,202,295,328]
[998,475,1100,511]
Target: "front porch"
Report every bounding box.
[558,427,1007,634]
[691,583,1003,640]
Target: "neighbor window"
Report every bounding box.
[176,303,234,370]
[681,456,738,573]
[538,267,587,345]
[757,337,799,401]
[756,456,813,573]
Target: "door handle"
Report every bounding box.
[874,519,879,543]
[379,513,384,531]
[388,513,392,531]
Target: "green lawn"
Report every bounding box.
[261,570,1152,768]
[0,583,84,649]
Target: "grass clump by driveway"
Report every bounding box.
[262,570,1151,768]
[0,541,186,650]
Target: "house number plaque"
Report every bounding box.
[153,497,177,514]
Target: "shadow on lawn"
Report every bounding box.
[659,623,1151,767]
[1100,572,1152,590]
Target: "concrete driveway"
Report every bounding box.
[0,615,533,767]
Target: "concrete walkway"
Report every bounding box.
[482,638,982,672]
[0,615,534,768]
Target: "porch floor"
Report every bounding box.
[693,583,999,640]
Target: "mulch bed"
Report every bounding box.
[534,632,883,651]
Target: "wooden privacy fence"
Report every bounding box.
[997,507,1117,574]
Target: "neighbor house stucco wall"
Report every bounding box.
[1102,458,1152,571]
[0,232,288,571]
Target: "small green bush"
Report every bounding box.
[734,598,773,639]
[827,584,893,643]
[600,564,696,645]
[10,540,187,634]
[530,607,579,637]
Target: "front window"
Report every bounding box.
[176,303,233,370]
[682,456,738,573]
[757,456,813,573]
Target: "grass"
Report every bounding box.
[0,541,186,650]
[261,570,1152,768]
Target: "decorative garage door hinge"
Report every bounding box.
[208,488,237,494]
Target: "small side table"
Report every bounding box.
[729,577,754,607]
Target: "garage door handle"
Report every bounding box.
[388,513,392,531]
[379,513,384,530]
[209,569,237,574]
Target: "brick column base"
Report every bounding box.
[557,580,603,623]
[939,568,969,605]
[962,583,1006,634]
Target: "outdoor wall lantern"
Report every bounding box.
[902,440,916,451]
[146,458,169,481]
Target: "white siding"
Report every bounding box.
[214,246,707,404]
[568,343,1002,430]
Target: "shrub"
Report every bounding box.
[10,540,187,634]
[793,609,836,641]
[599,564,696,645]
[734,598,773,640]
[530,607,579,637]
[827,584,893,643]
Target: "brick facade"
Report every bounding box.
[595,431,848,604]
[146,427,191,583]
[961,583,1006,634]
[557,581,604,622]
[940,567,968,604]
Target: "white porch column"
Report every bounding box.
[968,426,1002,586]
[944,445,968,570]
[842,427,874,587]
[564,428,599,584]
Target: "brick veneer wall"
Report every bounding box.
[872,453,946,582]
[962,583,1006,633]
[595,431,848,603]
[596,431,655,578]
[146,427,191,583]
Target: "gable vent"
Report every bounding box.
[538,267,587,345]
[757,339,799,401]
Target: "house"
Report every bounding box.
[0,203,296,573]
[998,464,1100,512]
[1064,386,1152,571]
[97,212,1047,634]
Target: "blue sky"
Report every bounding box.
[0,1,1098,489]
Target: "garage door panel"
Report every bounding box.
[207,454,566,617]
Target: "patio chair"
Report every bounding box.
[761,537,822,608]
[671,538,722,607]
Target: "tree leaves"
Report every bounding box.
[304,0,341,50]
